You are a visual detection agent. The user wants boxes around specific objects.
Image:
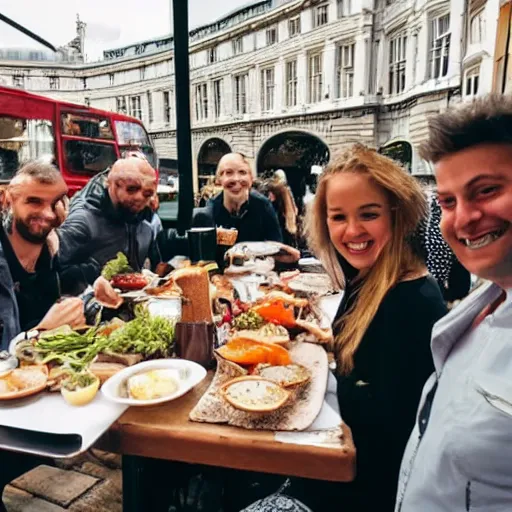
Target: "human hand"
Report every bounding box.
[37,297,85,331]
[93,276,123,309]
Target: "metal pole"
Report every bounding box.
[0,13,57,52]
[171,0,194,235]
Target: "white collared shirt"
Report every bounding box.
[396,282,512,511]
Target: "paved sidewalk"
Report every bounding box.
[2,451,122,512]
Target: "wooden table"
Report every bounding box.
[100,374,356,511]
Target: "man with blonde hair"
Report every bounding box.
[193,152,283,243]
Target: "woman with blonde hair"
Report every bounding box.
[241,144,447,512]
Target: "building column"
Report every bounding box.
[323,41,337,101]
[297,50,308,105]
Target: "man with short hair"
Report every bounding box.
[0,161,84,349]
[193,152,283,243]
[58,156,162,298]
[396,95,512,511]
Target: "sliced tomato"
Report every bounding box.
[111,273,148,291]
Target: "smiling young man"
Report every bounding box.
[396,95,512,511]
[193,153,283,243]
[0,161,85,349]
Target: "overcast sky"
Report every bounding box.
[0,0,250,60]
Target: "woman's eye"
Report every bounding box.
[478,186,499,197]
[361,212,379,220]
[330,214,345,222]
[438,198,455,210]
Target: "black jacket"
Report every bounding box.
[58,184,161,295]
[192,190,282,244]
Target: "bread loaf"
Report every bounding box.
[173,266,213,323]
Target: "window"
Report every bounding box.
[464,66,480,97]
[12,75,24,88]
[0,117,54,181]
[213,79,222,118]
[147,91,153,124]
[289,16,301,37]
[233,37,244,55]
[109,73,114,86]
[428,13,450,79]
[64,140,117,176]
[234,74,248,114]
[337,0,352,17]
[336,43,355,98]
[208,47,217,64]
[308,52,323,103]
[389,34,407,94]
[261,67,275,111]
[130,95,142,120]
[195,83,208,121]
[116,96,127,114]
[266,27,278,46]
[163,91,171,122]
[61,113,114,139]
[313,5,328,28]
[115,121,157,168]
[49,76,60,90]
[286,60,298,107]
[470,10,485,44]
[140,67,146,81]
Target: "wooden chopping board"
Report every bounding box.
[189,342,328,431]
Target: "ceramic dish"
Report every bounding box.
[102,359,207,407]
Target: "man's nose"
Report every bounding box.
[453,200,483,232]
[42,205,56,221]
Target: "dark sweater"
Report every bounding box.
[192,190,283,244]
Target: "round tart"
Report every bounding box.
[254,363,311,388]
[219,376,290,413]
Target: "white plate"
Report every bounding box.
[101,359,207,407]
[230,241,282,257]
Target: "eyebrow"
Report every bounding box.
[359,203,383,210]
[437,174,507,196]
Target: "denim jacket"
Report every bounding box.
[396,282,512,511]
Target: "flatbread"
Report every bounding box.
[189,342,328,431]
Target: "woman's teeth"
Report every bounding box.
[347,242,370,251]
[464,230,504,250]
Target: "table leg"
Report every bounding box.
[122,455,146,512]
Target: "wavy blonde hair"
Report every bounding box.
[305,144,427,374]
[265,180,298,235]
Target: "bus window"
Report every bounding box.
[63,139,117,175]
[115,120,157,168]
[61,113,114,140]
[0,117,55,181]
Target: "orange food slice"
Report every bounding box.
[217,338,291,366]
[252,301,296,328]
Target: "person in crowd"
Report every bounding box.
[58,156,162,303]
[416,186,471,305]
[242,144,447,512]
[396,95,512,510]
[262,179,299,247]
[0,161,85,349]
[192,152,283,243]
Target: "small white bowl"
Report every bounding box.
[101,358,207,407]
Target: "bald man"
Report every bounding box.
[0,161,85,348]
[193,153,283,243]
[58,156,162,295]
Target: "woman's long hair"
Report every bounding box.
[305,144,427,374]
[265,180,298,236]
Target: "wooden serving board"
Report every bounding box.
[189,342,328,431]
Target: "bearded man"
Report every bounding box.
[0,161,84,349]
[58,156,162,299]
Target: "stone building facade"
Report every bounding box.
[0,0,499,183]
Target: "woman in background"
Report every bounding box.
[264,179,299,247]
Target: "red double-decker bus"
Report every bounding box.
[0,86,157,195]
